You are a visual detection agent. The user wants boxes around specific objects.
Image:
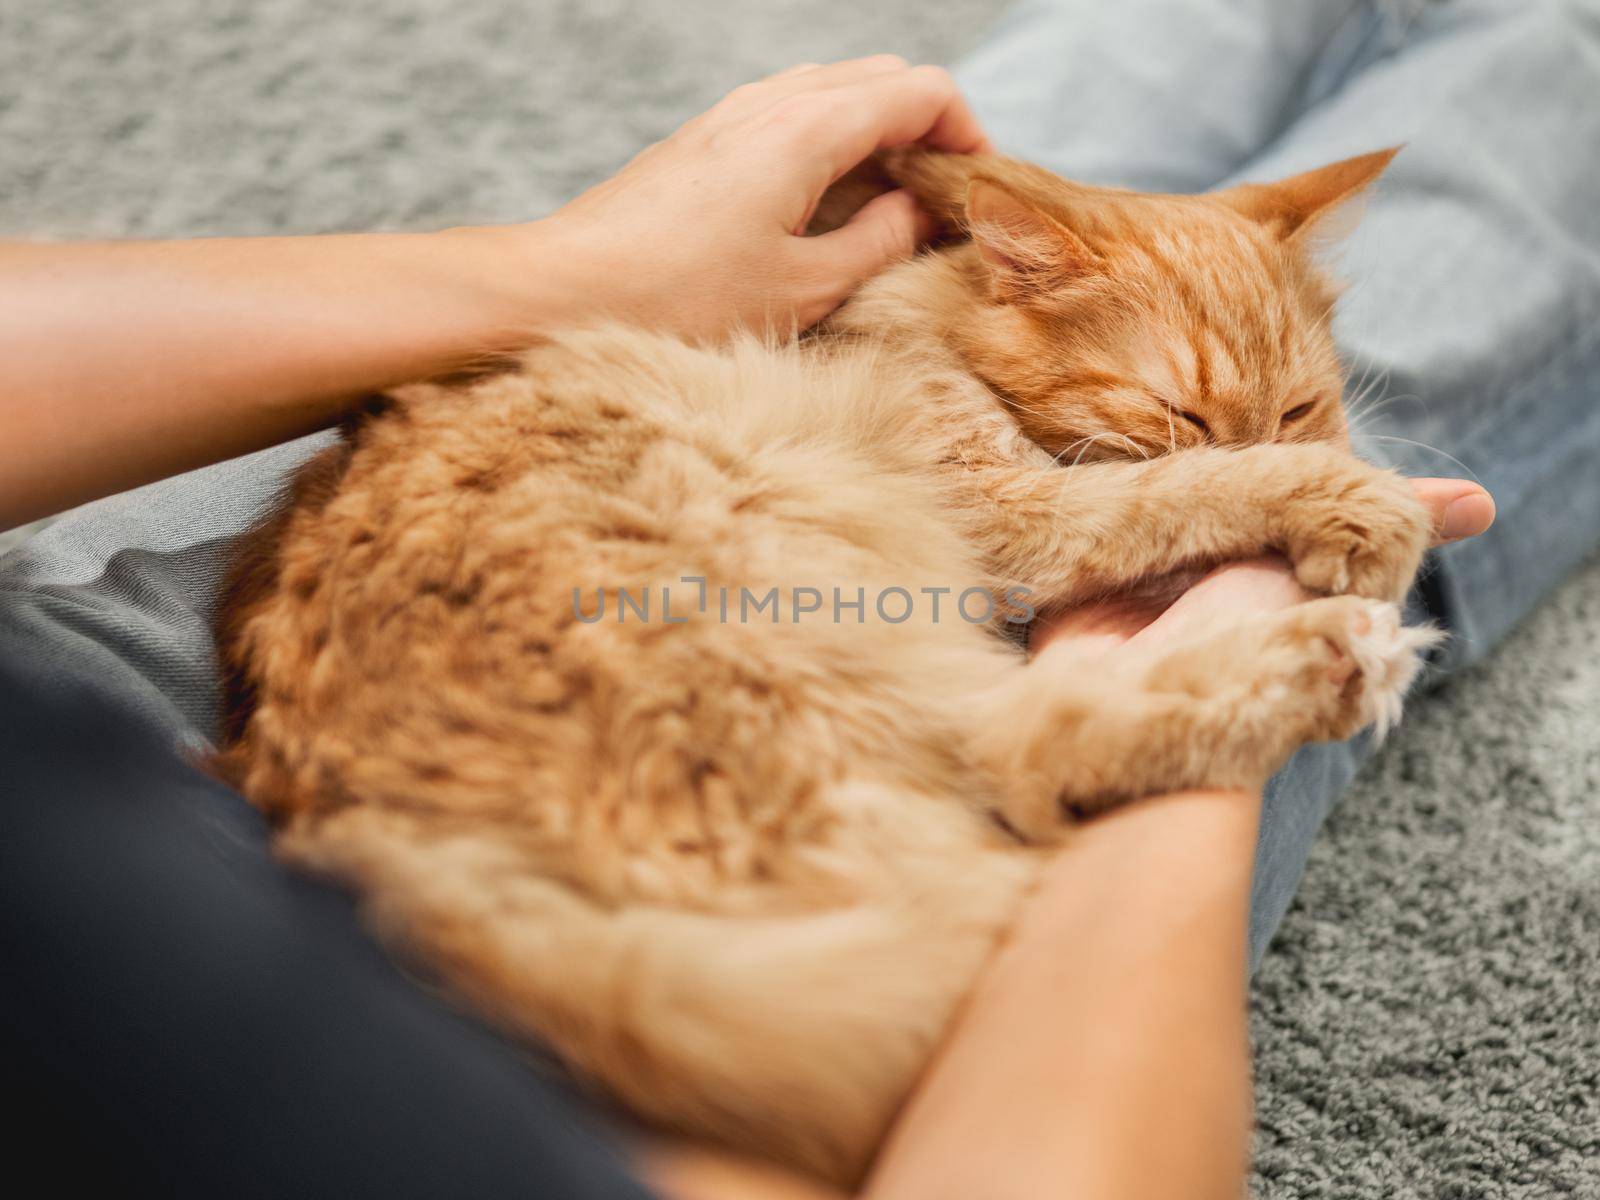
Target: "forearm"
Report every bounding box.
[0,226,560,527]
[644,789,1258,1200]
[864,788,1257,1200]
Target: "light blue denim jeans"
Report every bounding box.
[959,0,1600,966]
[3,0,1597,973]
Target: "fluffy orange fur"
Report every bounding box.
[215,147,1435,1185]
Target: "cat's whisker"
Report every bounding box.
[1340,364,1435,443]
[1342,359,1389,415]
[1353,433,1483,484]
[1003,397,1063,418]
[1345,385,1428,441]
[1343,357,1377,403]
[1053,434,1103,466]
[1069,440,1103,468]
[1053,430,1145,467]
[999,397,1156,465]
[1346,394,1423,439]
[1347,371,1390,415]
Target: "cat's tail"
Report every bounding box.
[276,803,1029,1187]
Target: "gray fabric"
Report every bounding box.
[2,0,1597,1194]
[0,435,332,740]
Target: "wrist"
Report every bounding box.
[1069,786,1261,854]
[1029,788,1261,937]
[428,219,590,347]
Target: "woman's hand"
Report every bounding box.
[513,56,990,338]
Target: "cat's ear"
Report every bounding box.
[1213,147,1399,243]
[964,180,1098,300]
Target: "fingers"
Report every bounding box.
[1409,477,1495,545]
[1029,596,1172,656]
[711,55,912,120]
[804,65,991,187]
[760,55,911,96]
[711,58,991,183]
[805,188,935,300]
[1123,558,1311,653]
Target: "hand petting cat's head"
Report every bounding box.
[859,147,1396,463]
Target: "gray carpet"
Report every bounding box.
[3,2,1595,1195]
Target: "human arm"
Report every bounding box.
[863,786,1258,1200]
[641,788,1257,1200]
[0,56,988,529]
[641,786,1259,1200]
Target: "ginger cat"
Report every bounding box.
[216,146,1435,1185]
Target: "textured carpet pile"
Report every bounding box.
[3,2,1595,1194]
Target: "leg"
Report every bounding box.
[0,433,332,741]
[956,0,1422,191]
[0,648,654,1199]
[955,442,1428,609]
[1226,0,1600,964]
[977,596,1436,842]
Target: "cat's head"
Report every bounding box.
[880,148,1396,462]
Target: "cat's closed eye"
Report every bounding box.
[1281,401,1317,424]
[1155,397,1210,436]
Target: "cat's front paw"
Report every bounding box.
[1288,596,1442,740]
[1282,464,1431,602]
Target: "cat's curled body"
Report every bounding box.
[217,149,1435,1184]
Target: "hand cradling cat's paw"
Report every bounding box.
[1281,463,1431,603]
